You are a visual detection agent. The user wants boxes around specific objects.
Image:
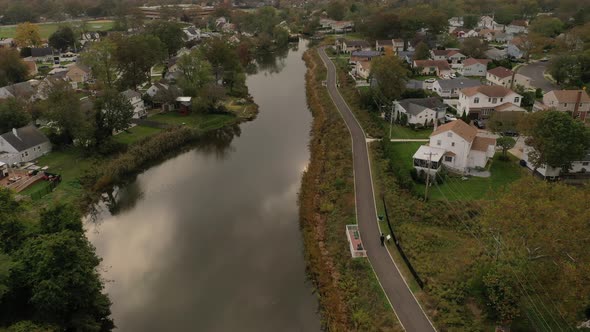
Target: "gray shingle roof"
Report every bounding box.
[398,97,444,116]
[122,89,141,100]
[30,47,54,57]
[1,125,49,152]
[435,78,481,90]
[351,50,382,58]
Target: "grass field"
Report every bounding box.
[384,141,525,201]
[113,126,163,145]
[0,20,114,39]
[389,124,431,139]
[150,112,237,131]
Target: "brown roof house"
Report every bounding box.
[413,60,452,78]
[458,85,524,119]
[486,66,531,89]
[543,90,590,122]
[66,63,92,86]
[412,119,496,175]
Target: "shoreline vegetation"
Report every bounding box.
[300,48,401,331]
[26,101,259,215]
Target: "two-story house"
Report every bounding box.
[340,40,371,53]
[0,126,52,165]
[375,39,404,54]
[393,97,445,127]
[543,90,590,121]
[413,60,452,77]
[430,49,466,64]
[431,78,481,98]
[460,58,490,76]
[412,120,496,174]
[122,89,147,119]
[350,50,382,62]
[457,85,523,119]
[66,63,91,87]
[486,66,531,89]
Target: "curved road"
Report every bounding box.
[317,47,436,332]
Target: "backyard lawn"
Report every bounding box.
[150,112,236,131]
[388,124,431,139]
[113,126,162,145]
[384,141,525,201]
[0,20,114,38]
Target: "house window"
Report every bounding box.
[447,132,452,137]
[451,142,455,147]
[564,103,568,107]
[583,162,589,166]
[474,97,479,104]
[500,98,504,102]
[444,156,453,162]
[514,97,520,103]
[492,98,497,103]
[437,140,442,146]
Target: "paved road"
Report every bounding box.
[518,61,558,92]
[317,47,436,332]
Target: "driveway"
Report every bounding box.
[318,47,436,332]
[518,61,558,92]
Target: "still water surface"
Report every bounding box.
[86,40,321,331]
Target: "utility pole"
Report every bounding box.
[424,151,437,201]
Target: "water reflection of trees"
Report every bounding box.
[246,44,292,75]
[88,124,242,218]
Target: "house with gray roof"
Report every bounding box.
[431,78,482,98]
[0,81,37,101]
[393,97,445,127]
[0,126,51,165]
[350,50,382,61]
[122,89,147,119]
[30,47,55,61]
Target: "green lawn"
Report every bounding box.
[19,180,51,197]
[0,20,114,38]
[34,148,98,207]
[113,126,162,145]
[384,142,525,201]
[389,124,432,139]
[412,75,438,81]
[150,112,237,131]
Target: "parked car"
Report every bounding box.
[444,114,457,122]
[424,78,436,83]
[502,130,519,137]
[442,74,450,79]
[474,120,485,129]
[450,73,457,79]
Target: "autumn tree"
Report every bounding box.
[529,16,564,37]
[479,178,590,325]
[461,37,487,58]
[146,21,184,58]
[326,1,347,21]
[521,110,590,172]
[94,89,134,141]
[115,35,166,89]
[177,50,214,97]
[0,49,28,86]
[369,55,409,102]
[14,22,41,48]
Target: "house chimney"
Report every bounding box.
[12,128,18,139]
[573,90,583,119]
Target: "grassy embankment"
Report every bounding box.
[300,48,401,331]
[326,44,533,329]
[0,20,114,39]
[28,102,257,212]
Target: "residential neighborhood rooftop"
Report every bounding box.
[436,78,481,90]
[487,66,514,79]
[546,90,590,103]
[431,119,478,142]
[0,126,50,152]
[461,85,516,98]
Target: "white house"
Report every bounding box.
[449,17,464,27]
[122,89,147,119]
[339,40,371,53]
[413,120,496,174]
[393,97,445,127]
[478,15,500,29]
[0,126,52,165]
[522,145,590,179]
[413,60,452,78]
[486,66,531,89]
[505,20,528,34]
[432,78,481,98]
[146,82,170,98]
[457,85,522,119]
[460,58,490,77]
[353,61,371,80]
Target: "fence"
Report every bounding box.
[382,195,425,289]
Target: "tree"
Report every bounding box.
[413,42,431,60]
[529,16,564,37]
[461,37,487,58]
[14,22,41,48]
[496,136,516,160]
[521,110,590,172]
[201,38,244,91]
[177,50,214,97]
[483,265,521,325]
[463,15,479,29]
[95,89,133,141]
[479,178,590,324]
[16,230,114,330]
[0,49,29,86]
[0,99,31,133]
[39,204,83,235]
[548,55,581,86]
[487,111,525,133]
[326,1,347,21]
[41,81,88,144]
[48,26,75,52]
[146,21,184,58]
[370,55,409,102]
[81,39,118,88]
[115,35,166,89]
